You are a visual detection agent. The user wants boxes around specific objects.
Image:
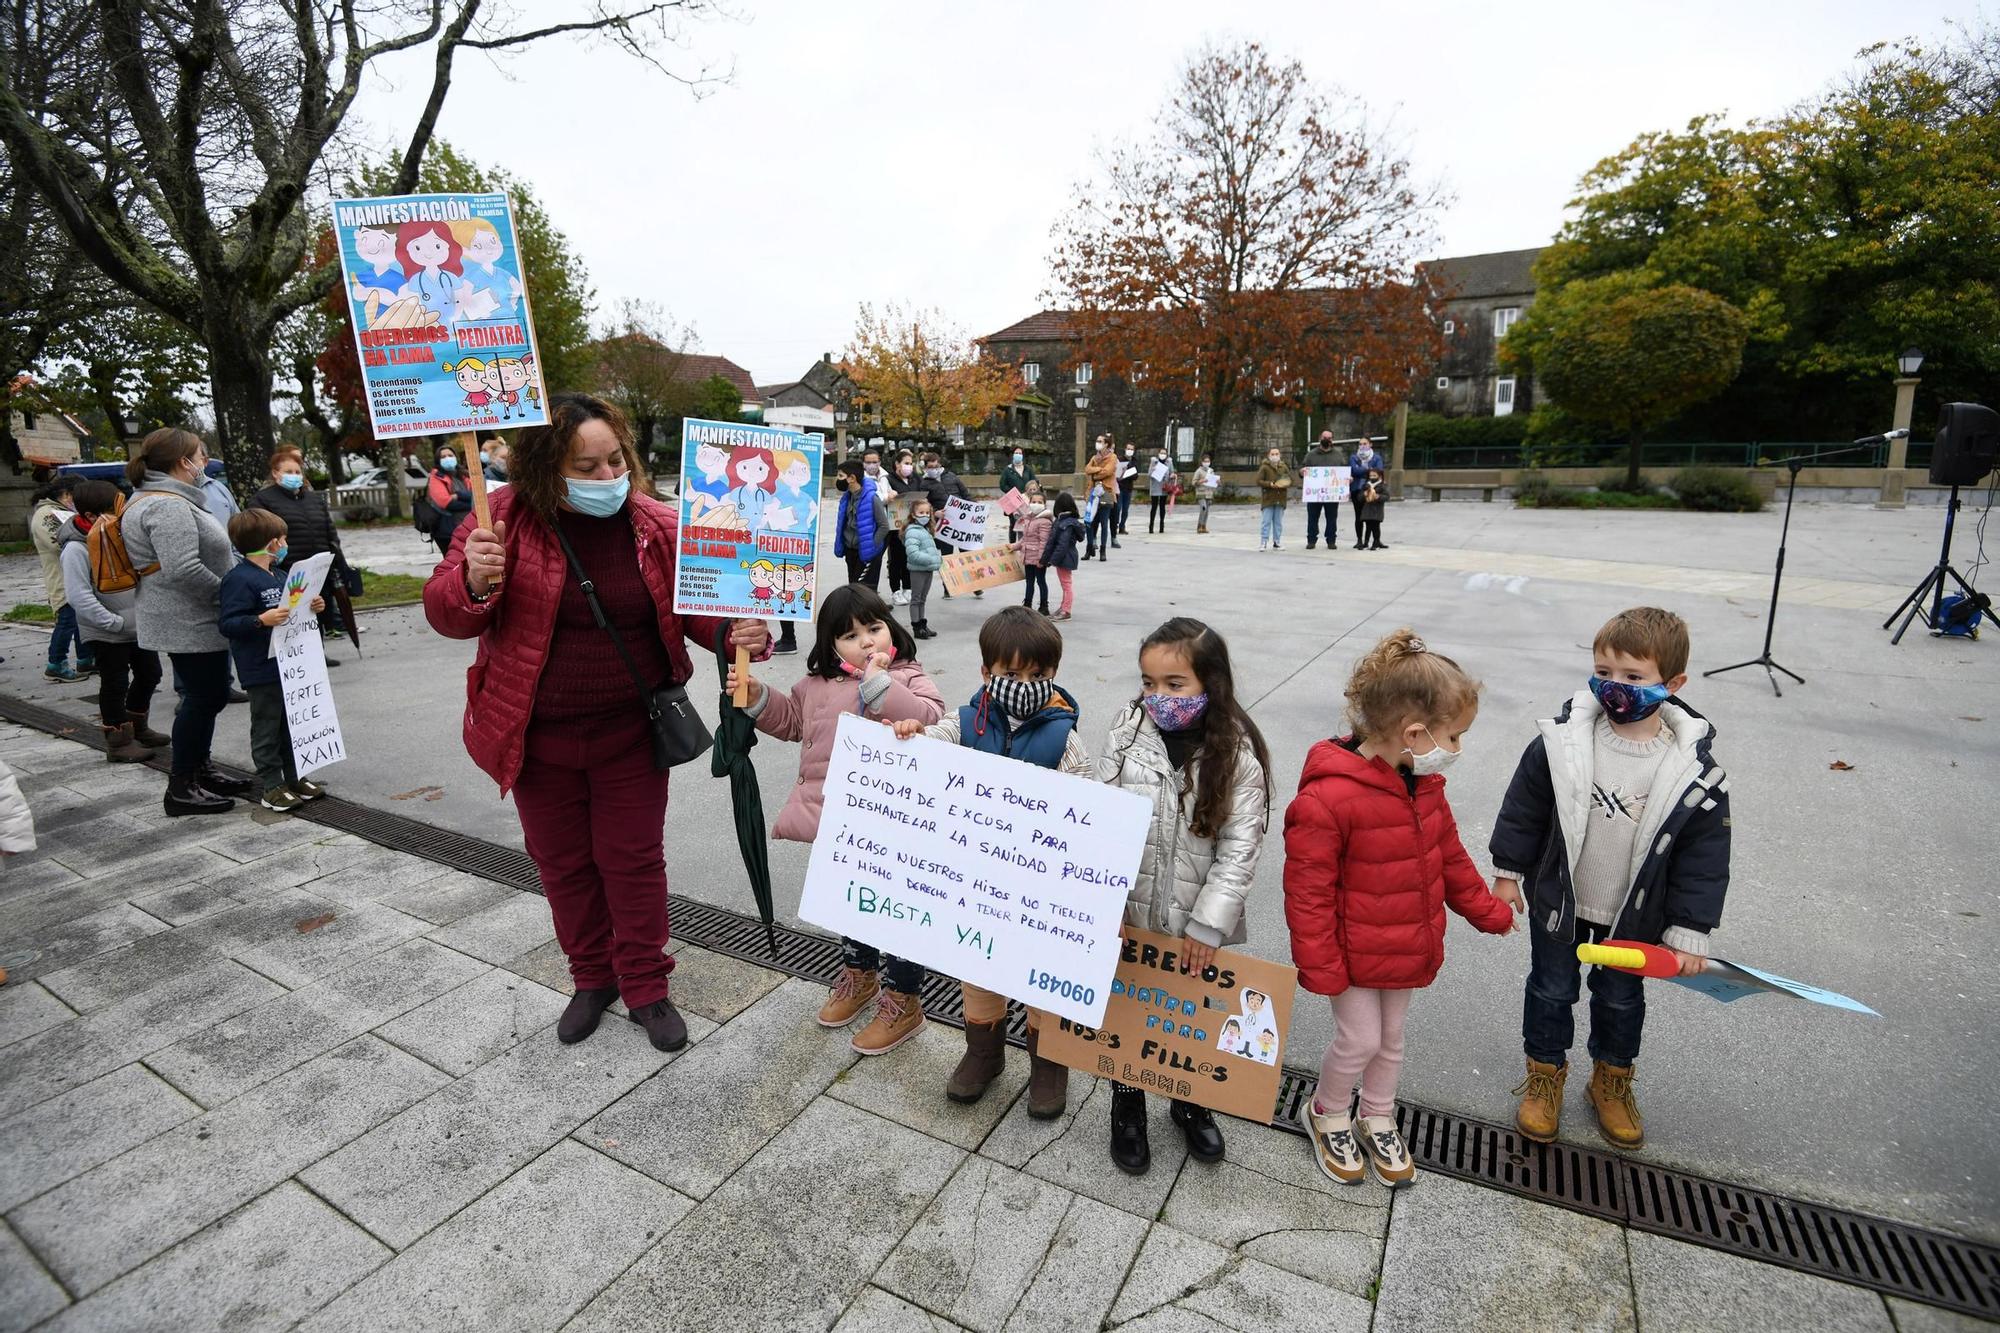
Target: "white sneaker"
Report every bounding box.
[893,589,910,605]
[1298,1095,1366,1185]
[1357,1114,1416,1189]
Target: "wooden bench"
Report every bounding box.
[1425,470,1505,503]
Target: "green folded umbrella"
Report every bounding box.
[711,625,777,954]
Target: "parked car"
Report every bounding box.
[335,463,425,500]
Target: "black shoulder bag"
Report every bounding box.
[550,519,713,770]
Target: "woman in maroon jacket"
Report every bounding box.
[424,393,769,1053]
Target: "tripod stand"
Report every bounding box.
[1707,440,1877,697]
[1883,486,1982,644]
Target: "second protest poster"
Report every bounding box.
[799,713,1149,1025]
[673,417,823,621]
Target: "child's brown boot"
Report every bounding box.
[1024,1026,1068,1119]
[1587,1060,1645,1148]
[1513,1057,1566,1143]
[945,1018,1007,1102]
[101,723,153,764]
[817,967,879,1027]
[851,988,923,1055]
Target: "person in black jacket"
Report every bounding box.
[919,451,974,599]
[1486,607,1730,1152]
[249,446,349,662]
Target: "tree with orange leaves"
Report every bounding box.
[842,303,1020,438]
[1050,41,1448,451]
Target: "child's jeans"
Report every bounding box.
[843,936,924,994]
[1314,986,1414,1119]
[245,682,299,797]
[48,605,91,666]
[1021,564,1049,612]
[908,569,933,624]
[1197,496,1213,527]
[1260,505,1284,546]
[1524,918,1645,1068]
[1055,567,1074,615]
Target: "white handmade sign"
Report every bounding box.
[266,552,336,656]
[1303,467,1350,504]
[935,497,992,549]
[800,713,1148,1025]
[276,617,346,777]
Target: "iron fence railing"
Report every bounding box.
[1406,441,1933,471]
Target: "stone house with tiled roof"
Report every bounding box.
[1412,247,1543,419]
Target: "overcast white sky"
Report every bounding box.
[362,0,1981,386]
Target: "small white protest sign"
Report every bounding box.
[935,497,992,549]
[276,619,346,777]
[1303,467,1349,503]
[266,552,337,656]
[799,713,1147,1025]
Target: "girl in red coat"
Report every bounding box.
[1283,628,1516,1189]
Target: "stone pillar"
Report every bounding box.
[835,424,848,464]
[1387,402,1410,499]
[1876,378,1919,508]
[1073,414,1088,489]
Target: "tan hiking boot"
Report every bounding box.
[851,988,923,1055]
[1024,1026,1068,1119]
[1513,1057,1567,1143]
[1588,1060,1645,1148]
[817,967,879,1028]
[945,1019,1007,1103]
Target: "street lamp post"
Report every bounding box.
[834,409,848,464]
[1072,392,1090,485]
[1876,346,1924,508]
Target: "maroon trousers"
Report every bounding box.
[512,718,675,1007]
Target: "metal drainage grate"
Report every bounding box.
[4,692,1995,1320]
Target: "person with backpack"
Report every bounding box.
[58,481,167,762]
[117,429,255,816]
[30,478,93,683]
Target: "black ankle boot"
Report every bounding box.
[1109,1084,1151,1175]
[1170,1098,1226,1160]
[558,987,620,1044]
[196,764,254,798]
[165,775,233,817]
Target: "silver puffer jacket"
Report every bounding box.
[1096,705,1270,947]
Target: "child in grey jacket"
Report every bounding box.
[903,497,943,639]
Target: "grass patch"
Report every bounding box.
[349,568,426,611]
[5,602,55,623]
[0,540,33,556]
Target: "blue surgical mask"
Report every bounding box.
[278,473,305,492]
[565,473,631,517]
[270,542,289,565]
[439,456,458,473]
[1587,675,1672,724]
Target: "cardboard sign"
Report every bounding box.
[673,418,823,622]
[798,713,1147,1025]
[1038,926,1297,1118]
[936,497,992,548]
[332,192,548,437]
[940,545,1024,596]
[1303,467,1350,503]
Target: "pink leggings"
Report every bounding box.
[1055,567,1074,614]
[1313,986,1414,1119]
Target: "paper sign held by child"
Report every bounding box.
[935,497,992,549]
[799,713,1147,1026]
[940,546,1025,596]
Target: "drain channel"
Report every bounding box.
[4,693,1994,1320]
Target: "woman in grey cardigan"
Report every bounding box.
[120,429,254,815]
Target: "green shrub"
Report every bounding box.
[1404,412,1531,451]
[1672,465,1764,512]
[1596,471,1656,496]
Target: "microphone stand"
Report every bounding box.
[1705,438,1885,697]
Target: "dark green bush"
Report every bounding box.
[1405,412,1532,451]
[1596,471,1656,496]
[1671,465,1764,512]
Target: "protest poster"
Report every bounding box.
[331,192,548,439]
[798,713,1148,1026]
[267,553,337,655]
[276,616,345,778]
[1665,959,1880,1015]
[673,418,823,623]
[940,545,1025,596]
[997,488,1026,515]
[936,497,992,549]
[1303,467,1350,504]
[1038,926,1297,1118]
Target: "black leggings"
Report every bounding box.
[91,641,162,727]
[887,536,910,594]
[168,650,231,779]
[1148,496,1168,531]
[1363,519,1384,548]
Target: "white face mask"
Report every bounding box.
[1405,727,1459,776]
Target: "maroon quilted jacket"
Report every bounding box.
[423,486,742,794]
[1282,738,1513,995]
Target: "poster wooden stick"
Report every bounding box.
[733,642,751,708]
[457,431,500,589]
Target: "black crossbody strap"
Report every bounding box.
[549,518,661,720]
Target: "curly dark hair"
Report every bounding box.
[508,392,655,519]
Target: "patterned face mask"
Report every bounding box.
[1588,675,1671,724]
[1142,692,1209,732]
[987,676,1053,719]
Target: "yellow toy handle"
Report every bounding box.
[1577,942,1650,971]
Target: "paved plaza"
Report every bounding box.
[1,497,1996,1329]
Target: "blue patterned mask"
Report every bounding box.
[1588,675,1671,724]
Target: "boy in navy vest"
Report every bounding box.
[894,606,1093,1118]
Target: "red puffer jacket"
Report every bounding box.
[1283,738,1513,995]
[423,486,741,794]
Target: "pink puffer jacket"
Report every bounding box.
[755,659,945,842]
[1016,507,1053,565]
[422,485,743,794]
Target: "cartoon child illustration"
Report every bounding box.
[440,358,494,419]
[1218,1019,1246,1057]
[394,219,467,326]
[449,217,523,322]
[769,449,814,533]
[1255,1028,1278,1066]
[741,559,779,607]
[684,441,733,520]
[350,226,408,305]
[487,356,531,421]
[724,447,779,531]
[780,561,814,614]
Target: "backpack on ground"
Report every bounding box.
[88,491,189,594]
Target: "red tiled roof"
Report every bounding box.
[675,354,759,402]
[982,310,1079,343]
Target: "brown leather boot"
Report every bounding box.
[817,967,879,1028]
[1588,1060,1644,1148]
[1513,1057,1567,1143]
[127,710,171,748]
[102,723,154,764]
[1024,1025,1068,1119]
[944,1019,1007,1103]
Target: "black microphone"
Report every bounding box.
[1850,428,1911,447]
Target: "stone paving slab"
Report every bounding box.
[827,1020,1031,1151]
[1108,1222,1376,1333]
[297,1138,694,1333]
[375,967,569,1076]
[566,1097,964,1332]
[0,1219,69,1333]
[0,980,73,1049]
[38,1183,390,1333]
[999,1193,1149,1333]
[1885,1298,2000,1332]
[4,902,170,984]
[875,1154,1081,1331]
[1625,1230,1894,1333]
[9,1035,444,1295]
[833,1286,973,1332]
[0,1064,200,1212]
[423,889,557,965]
[228,898,434,989]
[980,1076,1191,1218]
[373,868,514,925]
[4,846,240,940]
[665,940,786,1022]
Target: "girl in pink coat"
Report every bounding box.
[726,584,946,1055]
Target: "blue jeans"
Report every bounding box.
[842,936,925,995]
[48,605,91,666]
[1523,918,1645,1068]
[1116,486,1134,532]
[1260,505,1285,546]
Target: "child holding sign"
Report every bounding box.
[729,585,946,1055]
[892,606,1092,1117]
[1095,617,1272,1174]
[1284,629,1515,1189]
[217,512,328,813]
